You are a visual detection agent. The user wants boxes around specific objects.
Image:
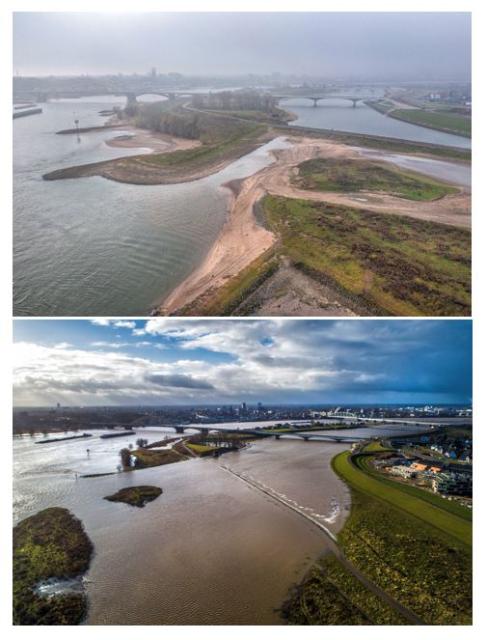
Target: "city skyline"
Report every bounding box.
[13,319,472,407]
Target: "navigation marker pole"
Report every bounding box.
[74,115,80,143]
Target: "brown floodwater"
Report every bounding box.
[14,435,350,625]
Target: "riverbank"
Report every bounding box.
[43,123,271,185]
[158,137,470,316]
[365,101,471,138]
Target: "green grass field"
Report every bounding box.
[295,158,458,201]
[333,451,471,546]
[390,109,471,138]
[262,196,470,316]
[331,451,472,624]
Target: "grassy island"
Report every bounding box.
[294,157,458,201]
[104,485,162,508]
[13,507,93,625]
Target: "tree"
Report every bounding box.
[120,448,132,468]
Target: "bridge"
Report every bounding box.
[272,93,368,108]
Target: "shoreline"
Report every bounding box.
[157,136,471,315]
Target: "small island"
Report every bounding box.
[13,507,93,625]
[104,485,163,508]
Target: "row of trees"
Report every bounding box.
[191,90,277,113]
[134,103,201,139]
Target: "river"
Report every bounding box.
[281,98,471,149]
[13,97,289,316]
[14,96,470,316]
[13,430,351,624]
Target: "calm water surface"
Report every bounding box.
[281,98,471,149]
[14,432,350,624]
[13,98,289,316]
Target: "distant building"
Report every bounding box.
[432,472,472,497]
[389,465,417,479]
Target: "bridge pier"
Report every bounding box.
[175,426,185,434]
[351,98,359,108]
[311,97,320,107]
[274,434,281,440]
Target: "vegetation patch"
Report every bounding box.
[179,250,279,316]
[104,485,162,508]
[185,442,215,456]
[13,507,93,625]
[295,157,458,201]
[333,484,471,624]
[261,195,470,316]
[129,447,184,468]
[281,554,407,625]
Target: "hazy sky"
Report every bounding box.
[13,12,471,79]
[13,319,472,407]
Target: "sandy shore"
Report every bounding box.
[105,126,201,154]
[158,136,471,315]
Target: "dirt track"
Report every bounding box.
[158,137,470,315]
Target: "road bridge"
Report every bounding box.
[274,94,366,107]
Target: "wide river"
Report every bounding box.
[14,96,470,316]
[14,429,352,624]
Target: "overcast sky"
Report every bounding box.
[13,319,472,407]
[13,12,471,80]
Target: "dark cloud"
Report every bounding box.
[145,373,214,390]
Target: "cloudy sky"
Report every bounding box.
[13,12,471,80]
[13,319,472,407]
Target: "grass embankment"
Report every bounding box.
[104,485,162,508]
[261,196,470,317]
[333,451,471,544]
[330,450,472,625]
[294,158,458,201]
[179,250,279,316]
[390,109,471,138]
[353,452,471,521]
[13,508,93,625]
[282,554,407,625]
